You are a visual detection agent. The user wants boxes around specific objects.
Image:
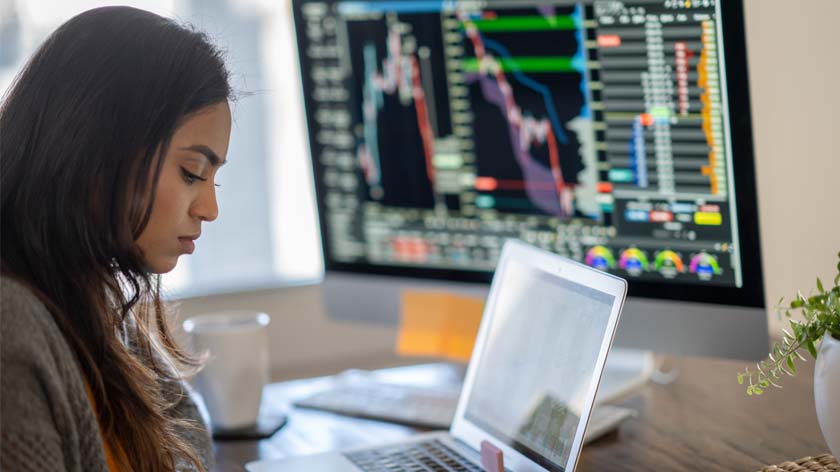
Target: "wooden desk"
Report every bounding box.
[212,356,829,472]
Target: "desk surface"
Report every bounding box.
[212,355,828,472]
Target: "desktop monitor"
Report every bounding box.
[291,0,768,360]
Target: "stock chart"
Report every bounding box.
[297,0,741,286]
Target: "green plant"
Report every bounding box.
[737,252,840,396]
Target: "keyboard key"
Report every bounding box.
[346,440,478,472]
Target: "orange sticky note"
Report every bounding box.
[396,291,484,362]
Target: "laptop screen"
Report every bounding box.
[463,258,615,471]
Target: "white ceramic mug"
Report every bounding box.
[183,311,271,431]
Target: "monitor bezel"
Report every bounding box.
[292,0,765,309]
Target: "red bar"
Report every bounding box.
[597,34,622,48]
[640,113,654,126]
[392,239,408,259]
[408,238,429,262]
[475,176,498,191]
[392,237,429,262]
[597,182,613,193]
[650,211,673,222]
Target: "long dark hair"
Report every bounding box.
[1,6,232,471]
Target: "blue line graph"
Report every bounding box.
[481,37,571,145]
[630,116,649,188]
[573,3,592,119]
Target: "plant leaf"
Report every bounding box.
[787,355,797,374]
[739,259,840,397]
[807,339,818,358]
[790,320,803,338]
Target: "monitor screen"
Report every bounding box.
[464,257,615,470]
[293,0,763,306]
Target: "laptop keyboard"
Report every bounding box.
[345,439,484,472]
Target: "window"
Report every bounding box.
[0,0,324,298]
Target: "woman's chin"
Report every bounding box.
[146,255,180,274]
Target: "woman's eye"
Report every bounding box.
[181,168,206,185]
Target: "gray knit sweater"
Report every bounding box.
[0,276,214,471]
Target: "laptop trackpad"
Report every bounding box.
[246,452,358,472]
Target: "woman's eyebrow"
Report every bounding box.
[179,144,226,167]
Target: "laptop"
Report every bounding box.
[247,239,628,472]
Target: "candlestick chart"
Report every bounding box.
[344,4,598,219]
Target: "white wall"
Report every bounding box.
[175,0,840,379]
[173,284,407,381]
[744,0,840,332]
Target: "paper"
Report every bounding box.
[396,291,484,362]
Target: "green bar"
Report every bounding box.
[475,195,495,208]
[462,56,576,73]
[466,15,576,32]
[433,153,463,169]
[491,196,541,211]
[609,169,635,183]
[650,106,672,120]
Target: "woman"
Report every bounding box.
[1,6,233,471]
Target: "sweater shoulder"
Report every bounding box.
[0,276,107,472]
[1,276,68,356]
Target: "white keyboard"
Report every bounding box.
[295,382,459,429]
[294,381,636,443]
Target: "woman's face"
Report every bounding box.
[136,101,232,273]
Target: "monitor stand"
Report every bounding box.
[596,347,656,404]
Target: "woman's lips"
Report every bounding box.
[178,237,196,254]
